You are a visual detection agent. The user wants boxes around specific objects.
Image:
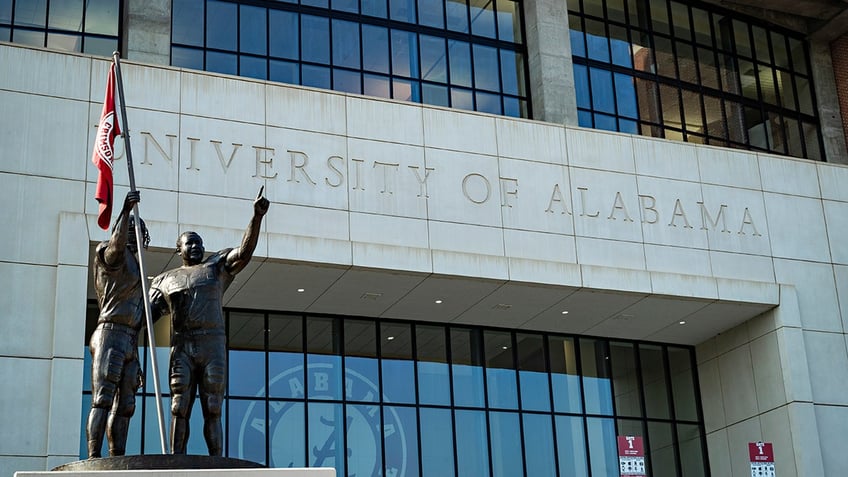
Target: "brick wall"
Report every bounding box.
[833,33,848,149]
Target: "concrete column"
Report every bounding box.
[523,0,578,125]
[809,39,848,164]
[123,0,171,66]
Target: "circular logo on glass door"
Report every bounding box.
[237,362,409,477]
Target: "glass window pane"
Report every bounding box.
[649,0,669,34]
[347,403,382,476]
[677,41,697,84]
[173,0,204,46]
[610,25,631,67]
[473,45,500,92]
[570,27,586,58]
[270,59,299,84]
[653,36,676,79]
[420,34,447,83]
[783,116,803,158]
[497,0,521,43]
[82,36,116,57]
[455,410,489,477]
[419,0,444,28]
[589,68,614,114]
[678,423,706,477]
[610,342,642,418]
[550,335,582,413]
[580,338,613,415]
[583,0,603,17]
[206,0,237,51]
[698,47,719,90]
[451,328,484,408]
[47,32,81,52]
[420,407,455,477]
[381,322,415,403]
[648,421,676,477]
[268,351,303,399]
[620,118,639,133]
[301,65,331,89]
[446,0,468,33]
[240,5,266,55]
[302,15,330,64]
[606,0,625,22]
[15,0,46,27]
[49,0,83,31]
[206,50,237,75]
[670,1,691,40]
[615,73,638,119]
[0,27,8,41]
[390,0,416,23]
[594,112,617,131]
[574,64,590,110]
[362,0,388,18]
[682,89,704,134]
[490,411,523,477]
[691,7,710,45]
[659,83,682,128]
[230,351,265,397]
[308,402,345,475]
[556,415,589,477]
[484,331,517,409]
[303,0,328,8]
[640,344,671,419]
[500,50,523,96]
[522,413,555,476]
[416,325,450,405]
[476,91,501,114]
[392,29,419,78]
[0,0,10,23]
[449,40,472,87]
[344,319,377,401]
[451,87,474,110]
[586,417,618,476]
[239,56,268,80]
[768,112,786,154]
[517,333,550,411]
[363,25,389,73]
[732,20,751,58]
[268,401,305,467]
[386,406,420,477]
[469,0,495,38]
[796,76,814,115]
[269,10,298,60]
[423,83,450,107]
[12,29,45,46]
[703,95,726,139]
[364,73,391,97]
[585,19,609,63]
[307,317,341,400]
[752,25,770,63]
[392,78,421,101]
[789,38,807,75]
[745,105,766,149]
[228,399,267,464]
[802,121,822,160]
[333,19,361,68]
[333,0,359,13]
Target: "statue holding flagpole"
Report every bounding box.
[87,54,169,458]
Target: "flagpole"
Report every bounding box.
[111,52,169,455]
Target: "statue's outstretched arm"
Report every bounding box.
[226,187,269,275]
[103,191,140,267]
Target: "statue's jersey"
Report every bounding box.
[149,249,234,332]
[93,241,143,329]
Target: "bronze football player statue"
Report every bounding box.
[149,187,269,455]
[87,190,149,458]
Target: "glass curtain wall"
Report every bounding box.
[82,305,710,477]
[171,0,530,117]
[0,0,120,56]
[567,0,824,160]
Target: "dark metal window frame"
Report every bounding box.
[170,0,532,118]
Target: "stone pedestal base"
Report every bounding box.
[51,454,263,471]
[13,455,335,477]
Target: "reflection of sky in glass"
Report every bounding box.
[523,413,556,476]
[455,410,490,477]
[420,407,455,477]
[490,411,522,477]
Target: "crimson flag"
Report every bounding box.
[91,62,122,230]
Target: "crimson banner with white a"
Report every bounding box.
[91,62,121,230]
